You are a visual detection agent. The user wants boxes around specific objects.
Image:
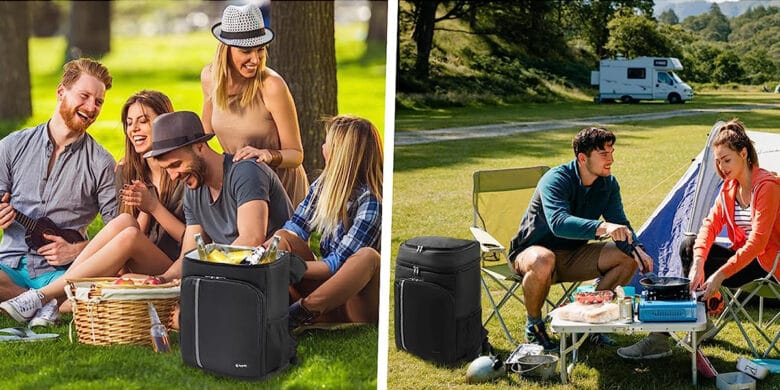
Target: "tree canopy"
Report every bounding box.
[398,0,780,105]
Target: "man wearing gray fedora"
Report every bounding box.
[144,111,292,282]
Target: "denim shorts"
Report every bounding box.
[0,256,66,290]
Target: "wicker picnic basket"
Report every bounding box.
[65,277,180,346]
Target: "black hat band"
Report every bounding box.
[220,27,267,40]
[151,135,204,151]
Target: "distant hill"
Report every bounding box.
[654,0,780,19]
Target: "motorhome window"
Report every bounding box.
[658,72,673,85]
[671,72,683,83]
[627,68,646,79]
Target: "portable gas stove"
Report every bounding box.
[637,291,697,322]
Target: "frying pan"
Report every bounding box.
[632,245,691,292]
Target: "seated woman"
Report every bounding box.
[684,120,780,300]
[0,90,185,326]
[618,119,780,360]
[274,115,382,329]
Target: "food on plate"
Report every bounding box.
[573,290,614,305]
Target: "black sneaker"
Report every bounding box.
[288,299,315,330]
[525,322,559,352]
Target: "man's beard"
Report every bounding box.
[59,98,94,133]
[185,154,207,188]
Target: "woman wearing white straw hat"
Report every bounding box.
[201,4,309,207]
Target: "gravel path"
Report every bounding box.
[394,104,780,146]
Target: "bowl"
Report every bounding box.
[716,372,756,390]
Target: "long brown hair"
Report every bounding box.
[310,115,383,237]
[119,90,176,217]
[712,118,759,179]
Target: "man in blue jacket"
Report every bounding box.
[508,127,654,351]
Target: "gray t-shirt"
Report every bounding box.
[0,122,118,277]
[183,155,292,244]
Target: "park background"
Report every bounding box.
[390,0,780,388]
[0,1,388,389]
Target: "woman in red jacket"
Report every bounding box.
[686,119,780,300]
[618,119,779,360]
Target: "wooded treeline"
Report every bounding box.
[398,0,780,105]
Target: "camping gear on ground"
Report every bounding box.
[180,246,306,380]
[394,236,486,365]
[0,327,58,342]
[506,343,557,380]
[508,354,559,380]
[470,166,582,345]
[465,355,506,383]
[751,358,780,373]
[716,372,756,390]
[697,348,719,378]
[65,277,179,345]
[148,303,171,353]
[737,356,769,379]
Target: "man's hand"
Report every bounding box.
[632,245,654,274]
[0,193,16,230]
[598,222,634,245]
[38,233,85,266]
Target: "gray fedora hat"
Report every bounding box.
[212,4,274,48]
[143,111,215,158]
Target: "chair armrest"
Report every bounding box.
[470,226,505,254]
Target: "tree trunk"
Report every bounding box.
[269,1,337,179]
[366,1,388,43]
[67,1,111,61]
[0,2,32,122]
[412,0,439,81]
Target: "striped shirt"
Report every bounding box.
[282,179,381,274]
[734,203,752,236]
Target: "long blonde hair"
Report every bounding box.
[310,115,383,237]
[212,43,267,111]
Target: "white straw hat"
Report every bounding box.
[211,4,274,48]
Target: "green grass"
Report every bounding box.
[0,314,377,389]
[389,95,780,389]
[395,89,779,132]
[0,23,384,389]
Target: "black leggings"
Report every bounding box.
[680,235,766,288]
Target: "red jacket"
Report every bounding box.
[694,167,780,278]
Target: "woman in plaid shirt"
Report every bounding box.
[273,115,382,329]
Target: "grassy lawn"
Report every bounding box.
[395,89,778,132]
[0,22,384,390]
[389,96,780,389]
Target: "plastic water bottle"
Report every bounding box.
[148,303,171,353]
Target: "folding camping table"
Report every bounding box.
[550,303,707,385]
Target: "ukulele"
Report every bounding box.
[13,210,85,250]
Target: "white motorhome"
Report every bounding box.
[591,57,694,104]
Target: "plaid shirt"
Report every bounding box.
[282,180,381,274]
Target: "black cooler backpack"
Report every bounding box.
[179,250,306,380]
[394,236,488,365]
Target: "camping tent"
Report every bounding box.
[630,122,780,290]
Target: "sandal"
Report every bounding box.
[0,327,59,342]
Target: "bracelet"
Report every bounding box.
[268,149,283,168]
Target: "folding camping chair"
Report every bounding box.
[708,250,780,358]
[470,166,581,345]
